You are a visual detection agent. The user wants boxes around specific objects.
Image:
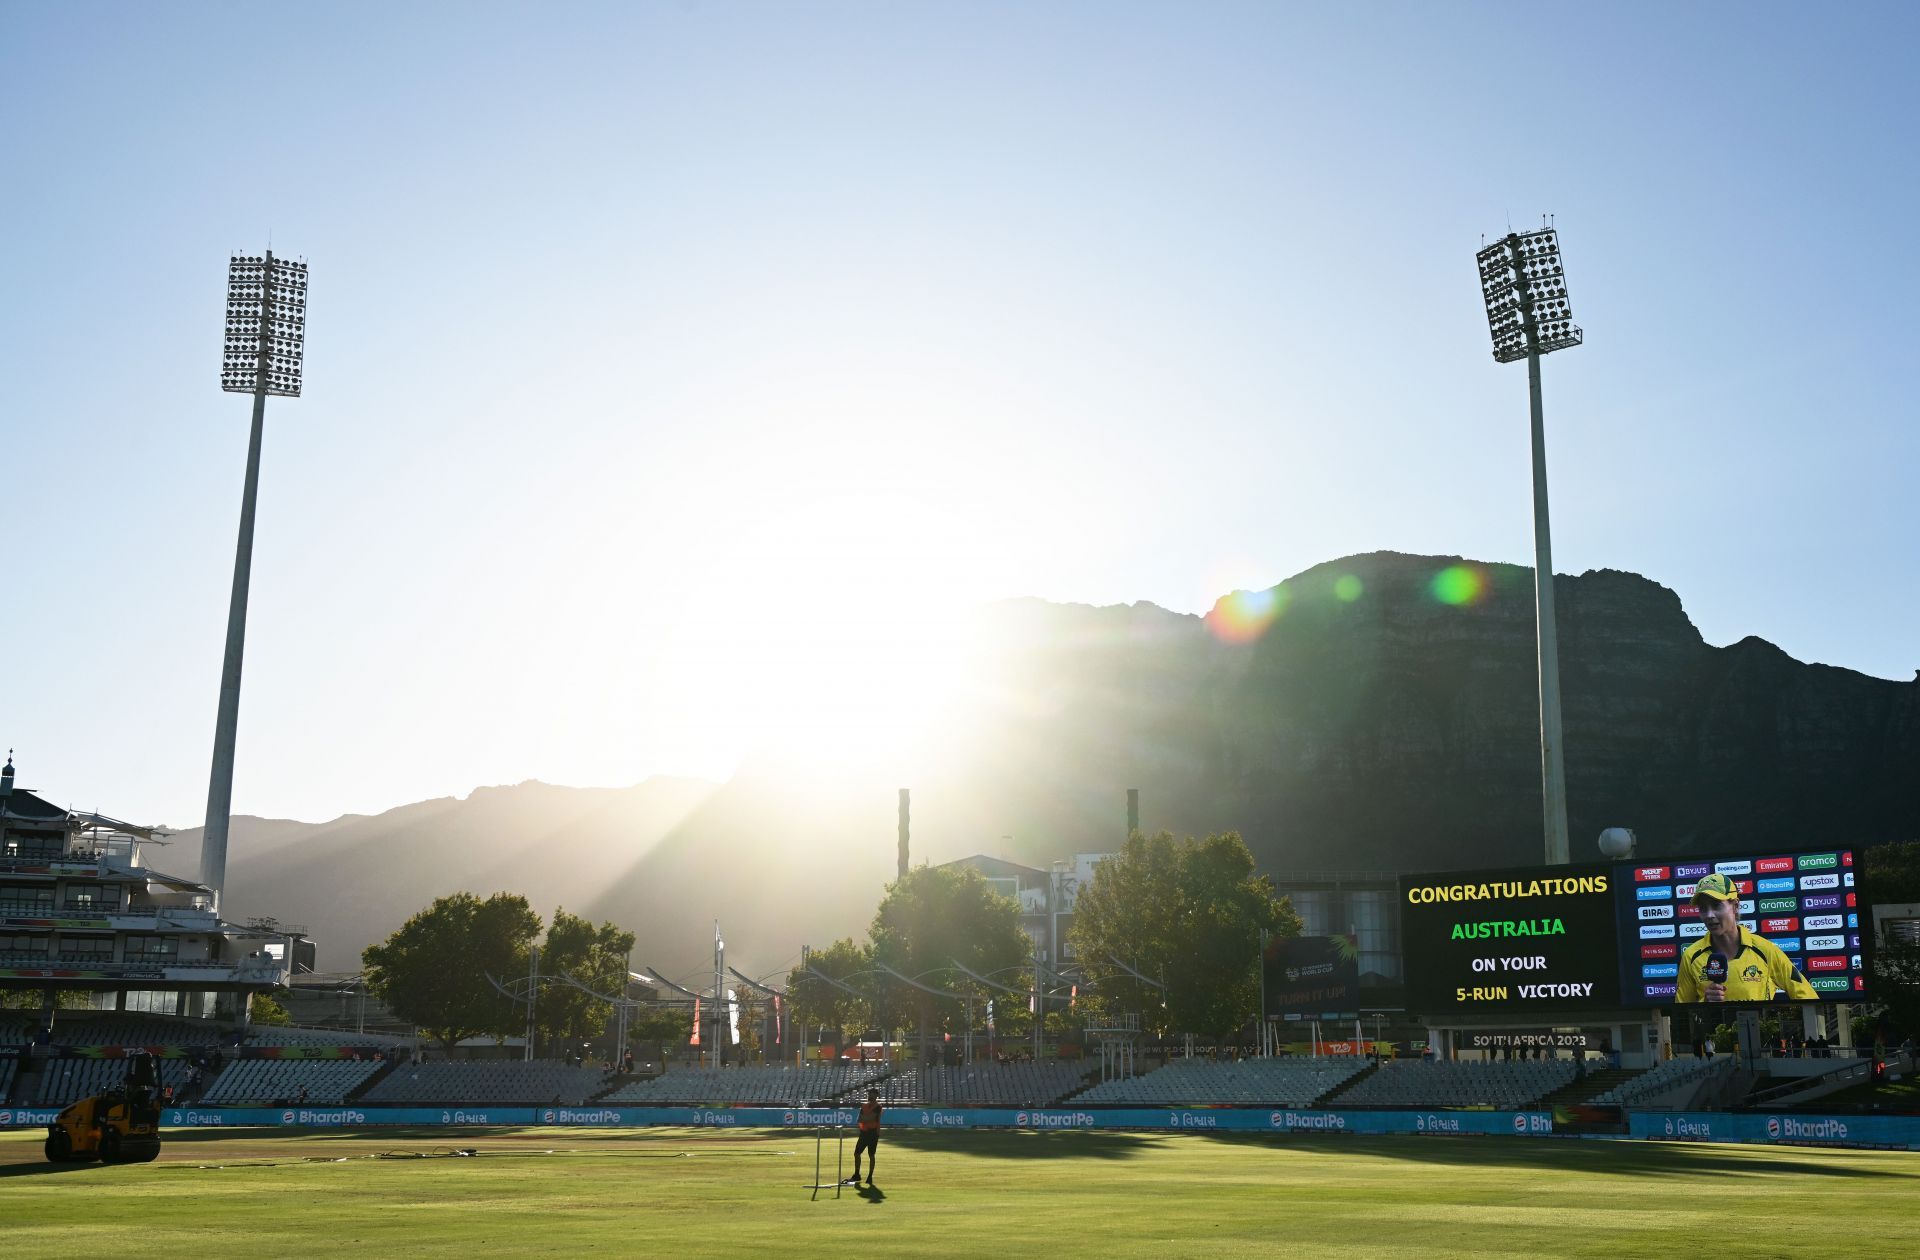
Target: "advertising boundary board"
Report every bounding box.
[4,1105,1912,1149]
[1626,1110,1920,1150]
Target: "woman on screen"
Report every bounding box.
[1677,873,1818,1003]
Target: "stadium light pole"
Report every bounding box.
[202,250,308,906]
[1476,225,1582,866]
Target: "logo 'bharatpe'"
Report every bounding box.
[1770,1115,1849,1141]
[289,1109,367,1126]
[1015,1111,1096,1129]
[548,1109,620,1124]
[790,1108,855,1126]
[1271,1111,1345,1131]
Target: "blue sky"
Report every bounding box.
[3,2,1915,828]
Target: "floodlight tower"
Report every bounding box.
[201,251,308,905]
[1476,225,1581,866]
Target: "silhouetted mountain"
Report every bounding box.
[201,552,1918,977]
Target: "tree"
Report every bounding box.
[870,865,1032,1061]
[1070,831,1302,1043]
[534,908,637,1057]
[786,937,872,1057]
[728,986,763,1061]
[362,892,541,1052]
[249,990,292,1026]
[626,1000,696,1057]
[0,988,89,1011]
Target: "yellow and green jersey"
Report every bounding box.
[1678,928,1818,1002]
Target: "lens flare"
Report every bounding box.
[1333,575,1363,603]
[1206,585,1288,644]
[1430,564,1487,606]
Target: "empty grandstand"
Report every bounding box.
[1590,1056,1733,1107]
[0,1012,232,1047]
[1328,1058,1577,1108]
[870,1061,1087,1106]
[1076,1056,1371,1106]
[197,1058,388,1105]
[360,1059,613,1106]
[242,1025,407,1048]
[601,1063,889,1106]
[29,1055,201,1106]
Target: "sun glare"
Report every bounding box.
[663,493,991,786]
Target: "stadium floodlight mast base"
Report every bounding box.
[1476,223,1582,866]
[202,250,309,909]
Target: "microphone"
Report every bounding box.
[1705,951,1728,997]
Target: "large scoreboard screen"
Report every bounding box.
[1616,848,1867,1005]
[1400,863,1621,1012]
[1402,847,1872,1013]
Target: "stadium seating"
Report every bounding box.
[1328,1058,1577,1108]
[870,1061,1087,1106]
[0,1014,32,1047]
[1589,1056,1730,1107]
[243,1026,408,1048]
[30,1056,201,1106]
[1075,1056,1372,1106]
[0,1055,16,1102]
[600,1063,889,1105]
[359,1059,613,1106]
[197,1058,388,1105]
[0,1012,231,1047]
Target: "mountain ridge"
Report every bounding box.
[149,551,1913,976]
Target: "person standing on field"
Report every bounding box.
[849,1088,882,1186]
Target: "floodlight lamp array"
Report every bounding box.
[1476,228,1581,364]
[221,253,309,396]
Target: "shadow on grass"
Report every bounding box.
[856,1182,887,1203]
[882,1129,1159,1161]
[0,1159,108,1179]
[1199,1132,1910,1180]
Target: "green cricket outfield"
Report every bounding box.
[2,1126,1915,1258]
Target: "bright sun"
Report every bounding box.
[662,491,992,786]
